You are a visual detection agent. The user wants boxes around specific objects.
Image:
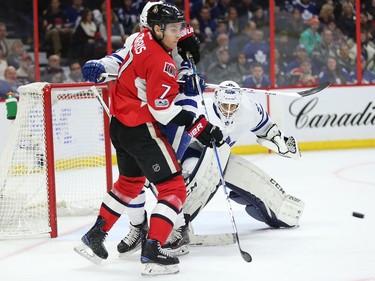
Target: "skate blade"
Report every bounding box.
[164,245,189,256]
[118,244,142,259]
[74,243,103,265]
[141,263,179,276]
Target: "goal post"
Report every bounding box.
[0,82,112,238]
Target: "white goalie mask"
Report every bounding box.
[140,1,164,29]
[214,80,242,127]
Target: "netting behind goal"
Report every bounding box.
[0,82,112,238]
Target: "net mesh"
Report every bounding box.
[0,82,109,237]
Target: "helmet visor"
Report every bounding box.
[163,22,186,36]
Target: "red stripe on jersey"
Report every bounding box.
[151,122,181,172]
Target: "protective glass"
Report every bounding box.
[163,22,186,36]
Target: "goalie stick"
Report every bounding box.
[100,73,118,80]
[179,80,331,99]
[189,222,236,246]
[188,52,252,263]
[99,73,330,99]
[90,86,111,117]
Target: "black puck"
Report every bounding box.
[352,212,364,219]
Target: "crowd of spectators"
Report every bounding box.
[188,0,375,87]
[1,0,375,99]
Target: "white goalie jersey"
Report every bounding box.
[182,88,304,228]
[199,95,271,146]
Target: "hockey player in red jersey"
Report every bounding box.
[75,3,222,276]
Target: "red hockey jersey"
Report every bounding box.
[110,29,182,127]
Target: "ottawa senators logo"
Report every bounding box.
[163,62,177,77]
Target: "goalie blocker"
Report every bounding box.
[183,143,304,228]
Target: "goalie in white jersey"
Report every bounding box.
[181,80,304,231]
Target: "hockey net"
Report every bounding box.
[0,82,112,238]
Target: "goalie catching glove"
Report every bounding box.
[187,115,223,147]
[257,124,301,159]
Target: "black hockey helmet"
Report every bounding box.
[147,3,185,30]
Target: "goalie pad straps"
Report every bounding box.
[256,124,301,159]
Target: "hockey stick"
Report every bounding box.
[99,73,118,80]
[187,52,252,263]
[204,81,331,98]
[98,73,330,99]
[99,72,330,99]
[188,222,236,246]
[90,86,111,117]
[147,181,236,246]
[177,80,331,99]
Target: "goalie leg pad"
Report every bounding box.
[182,143,231,221]
[228,183,287,227]
[224,154,305,227]
[277,195,305,227]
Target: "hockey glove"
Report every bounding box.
[181,74,206,96]
[178,34,200,64]
[82,60,106,83]
[187,115,223,147]
[256,124,301,159]
[178,24,200,64]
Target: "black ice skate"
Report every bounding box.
[140,239,179,276]
[162,224,190,256]
[74,216,108,264]
[117,212,149,258]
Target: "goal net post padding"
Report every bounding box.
[0,82,112,238]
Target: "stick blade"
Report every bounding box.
[241,250,252,262]
[297,81,331,97]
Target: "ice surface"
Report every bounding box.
[1,148,374,281]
